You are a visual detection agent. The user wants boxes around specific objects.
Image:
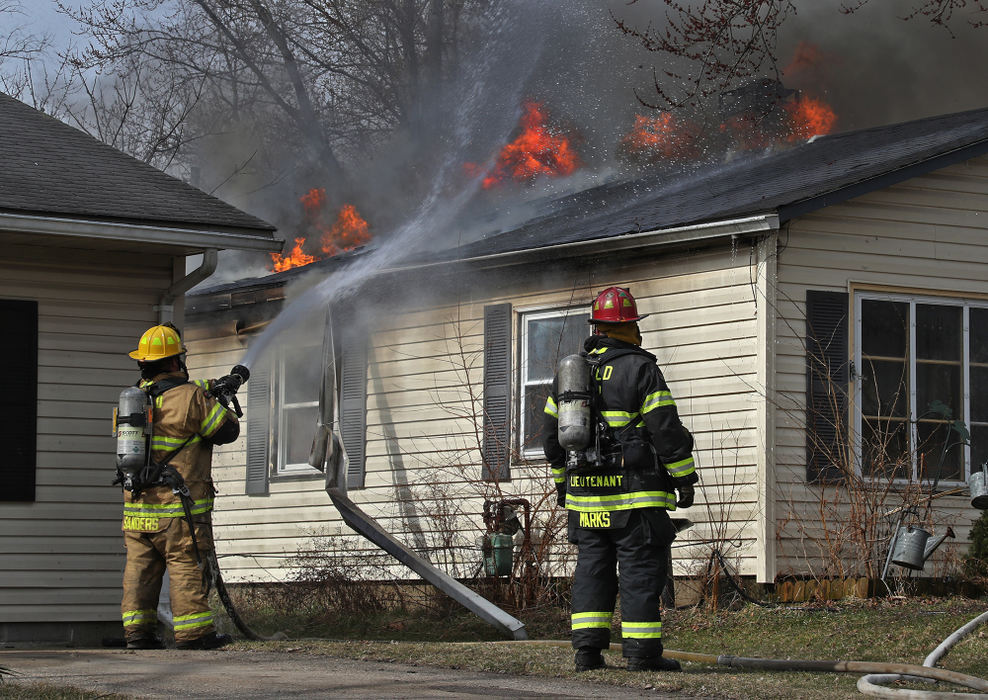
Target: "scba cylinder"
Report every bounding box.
[116,386,150,476]
[557,354,591,452]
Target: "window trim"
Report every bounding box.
[518,305,589,459]
[853,290,988,485]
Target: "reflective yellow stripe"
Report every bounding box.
[641,390,675,414]
[122,609,157,626]
[572,611,612,629]
[151,434,201,451]
[565,490,676,512]
[588,348,607,355]
[123,498,214,518]
[552,465,565,484]
[622,620,662,638]
[544,396,558,418]
[200,402,227,437]
[173,611,213,631]
[601,410,638,427]
[193,379,209,389]
[665,456,695,477]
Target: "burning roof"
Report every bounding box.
[466,100,579,189]
[269,188,371,272]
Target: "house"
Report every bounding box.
[0,93,281,644]
[185,107,988,592]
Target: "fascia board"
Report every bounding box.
[0,211,282,253]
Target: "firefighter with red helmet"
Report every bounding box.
[116,324,239,650]
[543,287,697,672]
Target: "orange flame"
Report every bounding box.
[784,94,837,141]
[270,237,317,273]
[268,188,371,272]
[321,204,370,256]
[470,101,579,189]
[621,113,702,160]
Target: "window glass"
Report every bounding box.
[971,425,988,474]
[916,421,963,483]
[858,295,985,485]
[285,404,319,466]
[862,418,909,480]
[861,300,907,357]
[283,345,323,404]
[522,384,550,453]
[971,308,988,364]
[861,359,908,417]
[916,304,961,361]
[276,342,321,475]
[526,315,587,382]
[521,309,589,454]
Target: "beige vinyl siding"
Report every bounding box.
[0,243,173,623]
[193,244,766,583]
[773,154,988,578]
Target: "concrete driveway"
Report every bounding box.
[1,648,676,698]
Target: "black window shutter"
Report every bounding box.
[340,331,367,490]
[245,362,270,495]
[482,303,512,482]
[0,299,38,502]
[805,290,849,483]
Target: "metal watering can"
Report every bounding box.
[890,524,954,571]
[969,469,988,510]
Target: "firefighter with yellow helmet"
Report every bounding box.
[115,324,240,650]
[543,287,698,672]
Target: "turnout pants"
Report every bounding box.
[570,509,674,658]
[121,516,215,644]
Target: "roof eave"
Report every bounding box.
[0,211,283,253]
[779,137,988,223]
[383,212,781,274]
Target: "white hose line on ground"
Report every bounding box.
[858,608,988,698]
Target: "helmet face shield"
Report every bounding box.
[589,286,649,325]
[129,325,187,361]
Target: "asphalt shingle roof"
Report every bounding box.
[444,106,988,260]
[189,105,988,297]
[0,93,275,234]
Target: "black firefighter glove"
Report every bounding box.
[676,484,695,509]
[555,483,566,508]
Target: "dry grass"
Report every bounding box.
[224,595,988,699]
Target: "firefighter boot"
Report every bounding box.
[574,647,606,672]
[627,655,682,672]
[125,635,164,650]
[176,632,232,650]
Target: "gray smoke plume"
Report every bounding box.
[199,0,987,294]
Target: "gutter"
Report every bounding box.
[379,213,780,274]
[0,211,283,252]
[157,249,218,324]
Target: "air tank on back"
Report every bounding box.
[556,354,591,452]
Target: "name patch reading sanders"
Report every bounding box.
[123,515,161,532]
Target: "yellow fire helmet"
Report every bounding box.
[129,325,187,362]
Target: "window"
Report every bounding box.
[274,343,322,476]
[0,299,38,502]
[855,293,988,483]
[519,308,589,456]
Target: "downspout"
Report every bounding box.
[157,249,219,325]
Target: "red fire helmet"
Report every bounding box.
[588,286,649,324]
